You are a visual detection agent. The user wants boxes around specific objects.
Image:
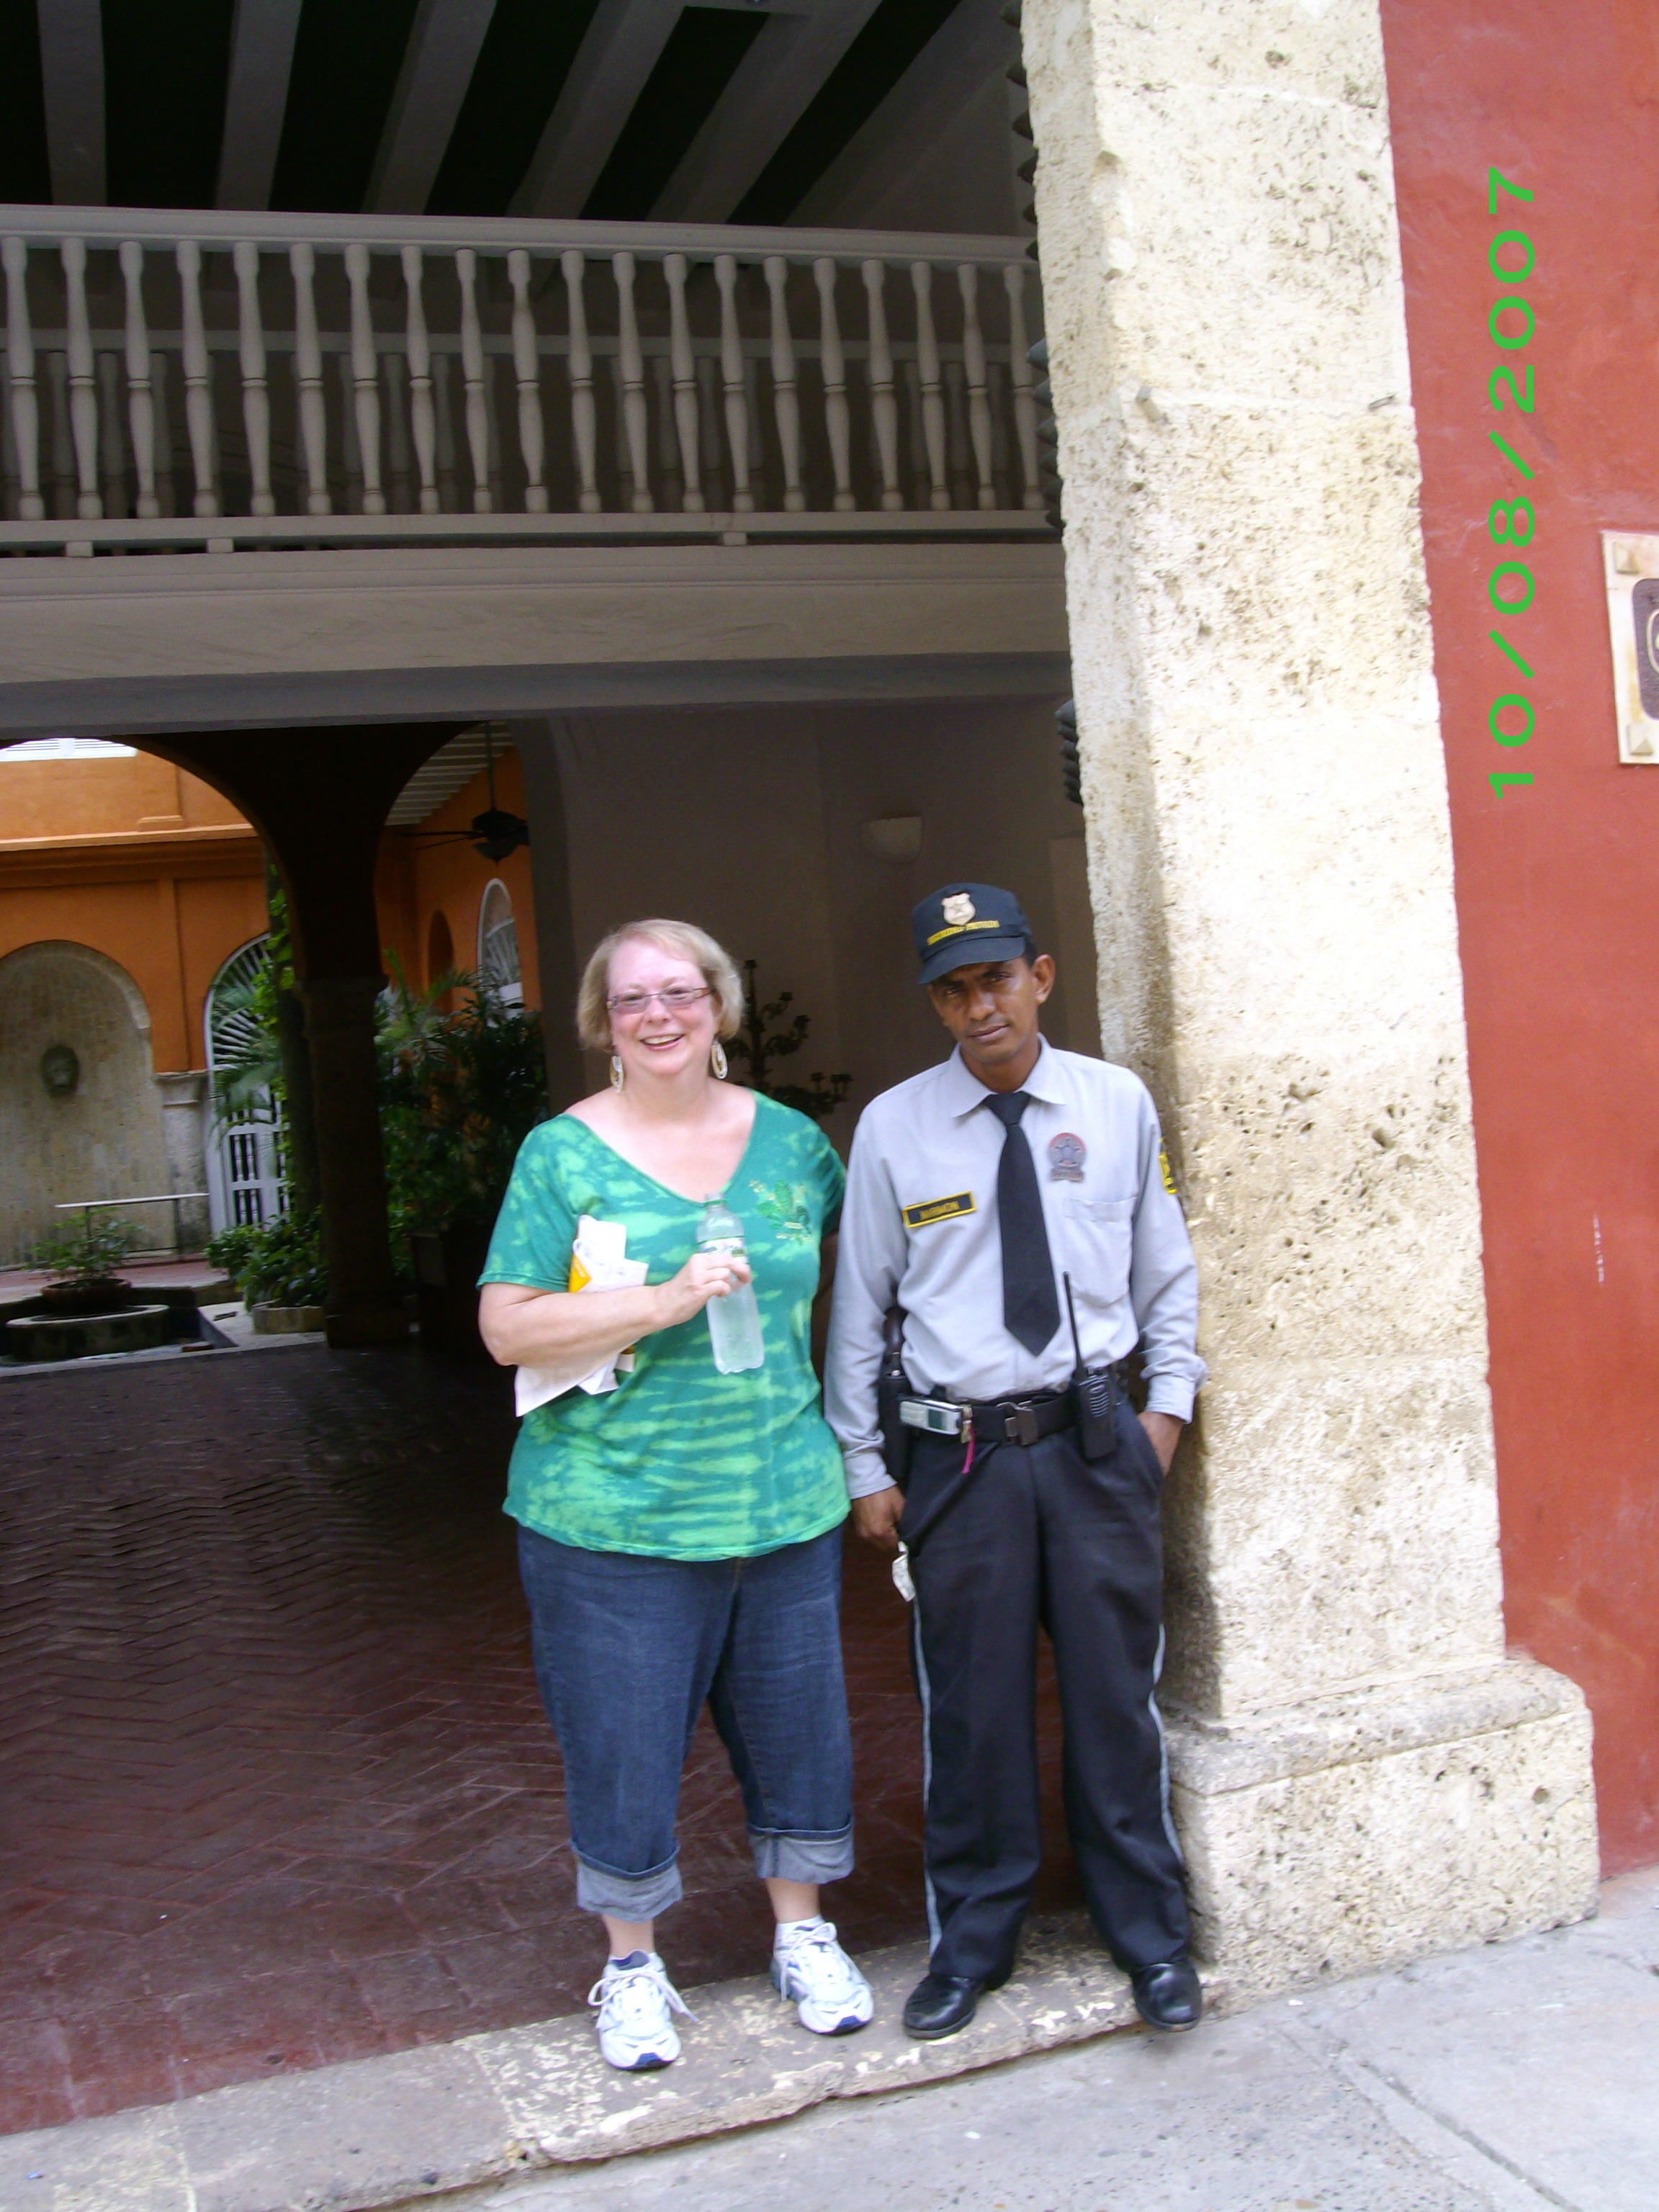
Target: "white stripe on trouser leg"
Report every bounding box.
[911,1594,943,1954]
[1147,1624,1184,1866]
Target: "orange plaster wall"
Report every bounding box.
[1381,0,1659,1869]
[374,750,540,1009]
[0,754,266,1074]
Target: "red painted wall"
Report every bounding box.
[1381,0,1659,1868]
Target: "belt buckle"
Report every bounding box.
[1002,1401,1040,1447]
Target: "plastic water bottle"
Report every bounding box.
[697,1198,764,1373]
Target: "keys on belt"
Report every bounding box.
[899,1390,1075,1447]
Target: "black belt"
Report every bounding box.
[966,1390,1075,1447]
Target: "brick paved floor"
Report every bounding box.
[0,1346,1079,2134]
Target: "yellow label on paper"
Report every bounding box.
[568,1253,592,1292]
[903,1191,977,1230]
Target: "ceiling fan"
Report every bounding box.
[408,726,529,862]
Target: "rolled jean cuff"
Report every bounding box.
[749,1825,855,1885]
[574,1849,683,1921]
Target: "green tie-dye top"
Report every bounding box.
[480,1092,848,1561]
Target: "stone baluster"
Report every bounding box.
[901,356,926,505]
[957,263,996,509]
[384,354,413,511]
[432,348,457,510]
[986,357,1012,508]
[289,242,331,516]
[507,248,549,513]
[1002,261,1043,511]
[0,370,16,517]
[399,246,439,515]
[697,355,726,512]
[2,237,45,519]
[910,261,950,511]
[96,351,126,516]
[455,248,491,513]
[662,252,701,514]
[233,240,275,516]
[608,354,632,507]
[613,250,652,513]
[652,355,682,509]
[117,242,158,518]
[336,347,363,509]
[764,256,804,512]
[484,351,504,511]
[943,359,971,507]
[151,350,176,515]
[714,254,753,514]
[48,352,75,516]
[176,240,219,516]
[60,238,102,518]
[343,243,385,514]
[561,251,600,513]
[862,258,902,511]
[814,258,854,511]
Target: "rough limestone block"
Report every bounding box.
[1170,1665,1599,2000]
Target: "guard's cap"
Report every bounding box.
[912,882,1035,986]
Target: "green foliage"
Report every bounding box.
[724,960,851,1124]
[205,1210,328,1308]
[210,870,292,1128]
[27,1218,138,1287]
[377,966,550,1242]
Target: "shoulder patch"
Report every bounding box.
[1159,1148,1179,1197]
[902,1190,977,1231]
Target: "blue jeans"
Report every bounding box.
[517,1523,855,1920]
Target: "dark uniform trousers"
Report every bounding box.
[901,1393,1190,1985]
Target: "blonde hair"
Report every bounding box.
[576,920,746,1050]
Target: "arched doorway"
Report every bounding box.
[477,880,523,1008]
[204,935,287,1232]
[0,940,171,1264]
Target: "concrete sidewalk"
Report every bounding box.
[2,1868,1652,2212]
[462,1863,1659,2212]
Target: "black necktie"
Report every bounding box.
[982,1090,1061,1354]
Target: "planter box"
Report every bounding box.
[251,1303,326,1334]
[5,1304,170,1362]
[38,1278,136,1317]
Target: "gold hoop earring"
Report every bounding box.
[710,1039,728,1081]
[609,1053,625,1092]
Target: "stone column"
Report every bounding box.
[298,976,407,1348]
[511,716,587,1111]
[1021,0,1596,1996]
[154,1069,210,1251]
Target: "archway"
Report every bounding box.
[0,940,169,1264]
[477,880,523,1009]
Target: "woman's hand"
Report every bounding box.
[651,1249,752,1330]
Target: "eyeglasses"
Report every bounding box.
[606,985,712,1018]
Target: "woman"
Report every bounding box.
[478,918,870,2072]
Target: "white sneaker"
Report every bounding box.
[771,1918,874,2036]
[587,1951,692,2071]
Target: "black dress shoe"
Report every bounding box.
[1130,1954,1203,2031]
[903,1971,984,2039]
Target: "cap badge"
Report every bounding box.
[940,891,976,927]
[1048,1132,1087,1183]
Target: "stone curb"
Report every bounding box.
[0,1915,1190,2212]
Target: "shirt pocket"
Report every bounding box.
[1061,1194,1136,1302]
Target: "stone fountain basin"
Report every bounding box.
[4,1304,171,1363]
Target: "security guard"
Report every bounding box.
[824,883,1205,2039]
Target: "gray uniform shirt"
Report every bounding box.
[825,1038,1205,1498]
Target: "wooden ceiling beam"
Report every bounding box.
[650,0,884,225]
[216,0,305,210]
[367,0,501,215]
[509,0,683,220]
[37,0,107,206]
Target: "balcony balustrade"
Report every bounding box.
[0,207,1048,557]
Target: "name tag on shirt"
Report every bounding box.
[902,1191,976,1231]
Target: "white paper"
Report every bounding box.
[514,1215,648,1415]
